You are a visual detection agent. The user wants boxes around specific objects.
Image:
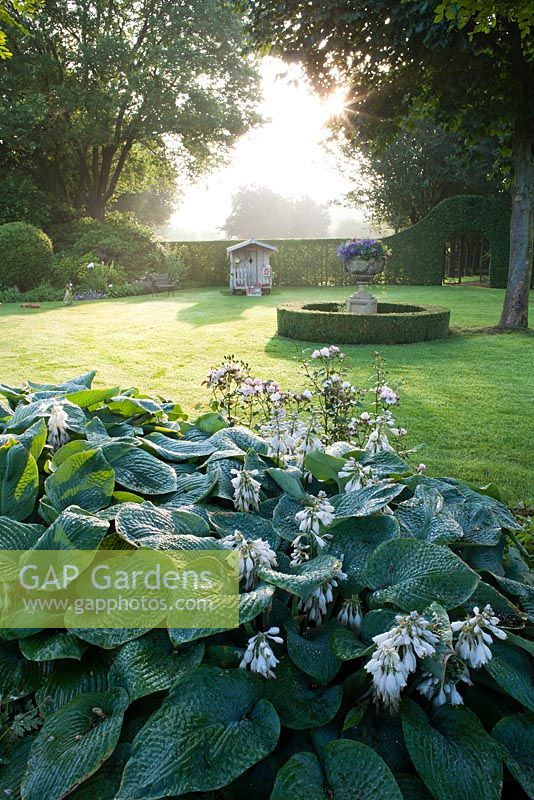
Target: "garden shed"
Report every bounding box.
[227,238,276,294]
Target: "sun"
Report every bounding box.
[320,86,349,121]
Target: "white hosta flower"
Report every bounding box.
[47,403,69,451]
[338,458,376,492]
[418,665,472,707]
[337,597,363,632]
[240,627,283,678]
[295,491,335,536]
[373,611,440,674]
[221,530,277,591]
[379,385,398,405]
[299,568,347,624]
[364,646,409,710]
[260,414,297,459]
[451,605,507,668]
[230,469,261,513]
[365,427,395,455]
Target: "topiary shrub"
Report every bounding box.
[52,212,165,278]
[0,222,54,291]
[277,302,451,344]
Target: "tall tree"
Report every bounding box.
[346,115,505,232]
[240,0,534,329]
[222,186,330,237]
[0,0,42,60]
[0,0,259,221]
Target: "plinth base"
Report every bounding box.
[347,286,377,315]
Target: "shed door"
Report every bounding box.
[246,247,260,286]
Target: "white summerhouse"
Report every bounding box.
[227,239,277,295]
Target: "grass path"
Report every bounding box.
[1,284,532,505]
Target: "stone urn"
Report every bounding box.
[345,258,385,314]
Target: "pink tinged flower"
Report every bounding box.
[417,463,426,473]
[319,346,331,357]
[311,350,321,359]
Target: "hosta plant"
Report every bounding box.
[0,358,532,800]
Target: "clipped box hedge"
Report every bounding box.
[277,302,451,344]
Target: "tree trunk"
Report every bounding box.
[499,123,534,329]
[499,25,534,330]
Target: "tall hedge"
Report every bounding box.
[166,195,514,289]
[0,222,54,291]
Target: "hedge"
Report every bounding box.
[0,222,54,291]
[277,302,451,344]
[166,195,515,289]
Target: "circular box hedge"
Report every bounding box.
[277,302,451,345]
[0,222,53,291]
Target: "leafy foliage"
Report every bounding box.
[0,359,531,800]
[0,222,53,291]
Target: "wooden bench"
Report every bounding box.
[149,273,178,295]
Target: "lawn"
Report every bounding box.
[0,284,532,506]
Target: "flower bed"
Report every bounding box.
[0,351,531,800]
[277,301,451,344]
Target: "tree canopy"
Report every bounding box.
[240,0,534,328]
[0,0,259,222]
[346,115,505,232]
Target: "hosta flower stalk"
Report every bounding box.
[220,530,277,591]
[298,568,347,624]
[451,605,507,668]
[240,627,283,679]
[337,597,363,632]
[230,468,261,513]
[47,403,69,452]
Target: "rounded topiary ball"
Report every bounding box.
[0,222,54,291]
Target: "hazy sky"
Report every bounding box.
[162,58,375,241]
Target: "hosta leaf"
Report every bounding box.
[324,515,400,595]
[143,432,216,461]
[266,467,306,499]
[365,538,479,611]
[330,626,373,661]
[115,501,210,548]
[21,689,129,800]
[164,470,219,505]
[492,575,534,622]
[359,450,411,476]
[460,580,522,620]
[361,609,399,642]
[264,658,342,729]
[36,649,112,712]
[0,439,39,520]
[44,449,115,513]
[20,631,87,661]
[103,444,177,495]
[257,554,343,599]
[116,666,280,799]
[239,582,275,624]
[206,456,243,500]
[272,493,303,541]
[492,713,534,797]
[401,701,503,800]
[17,417,48,460]
[271,751,328,800]
[108,631,204,701]
[285,620,341,684]
[65,386,119,409]
[0,516,44,550]
[32,506,109,550]
[0,642,49,701]
[394,487,464,544]
[395,774,434,800]
[107,395,164,418]
[71,627,148,649]
[271,740,403,800]
[210,426,267,454]
[331,483,404,520]
[304,449,347,483]
[69,743,131,800]
[484,640,534,711]
[0,735,36,799]
[210,510,279,550]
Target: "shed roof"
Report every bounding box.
[226,238,278,254]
